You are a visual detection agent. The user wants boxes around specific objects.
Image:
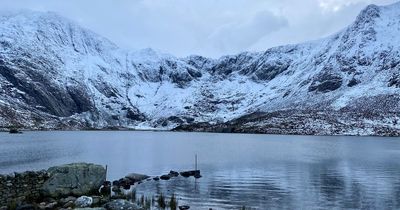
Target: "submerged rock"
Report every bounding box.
[169,170,179,177]
[9,128,22,134]
[160,174,171,180]
[125,173,149,183]
[41,163,106,198]
[104,199,143,210]
[179,205,190,210]
[180,170,201,178]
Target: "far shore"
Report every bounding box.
[1,127,399,138]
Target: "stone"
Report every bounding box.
[112,180,120,186]
[111,186,121,194]
[100,181,111,196]
[179,205,190,210]
[125,173,149,183]
[91,196,101,206]
[75,196,93,208]
[45,202,58,209]
[75,208,106,210]
[104,199,143,210]
[160,175,171,180]
[41,163,106,198]
[153,176,160,181]
[118,178,133,189]
[43,198,57,203]
[169,171,179,177]
[180,170,201,178]
[63,201,75,208]
[59,196,77,205]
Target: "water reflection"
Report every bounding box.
[0,131,399,209]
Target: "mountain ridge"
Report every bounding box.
[0,3,399,136]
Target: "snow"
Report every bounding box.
[0,3,399,134]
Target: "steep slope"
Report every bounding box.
[0,3,399,135]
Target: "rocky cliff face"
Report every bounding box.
[0,3,399,135]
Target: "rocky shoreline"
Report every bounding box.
[0,163,202,210]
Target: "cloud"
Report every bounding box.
[318,0,394,11]
[207,10,288,55]
[0,0,397,57]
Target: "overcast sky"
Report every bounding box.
[0,0,397,57]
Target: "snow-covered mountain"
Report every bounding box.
[0,3,399,135]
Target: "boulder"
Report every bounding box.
[104,199,143,210]
[75,196,93,208]
[41,163,106,198]
[63,200,75,208]
[118,178,133,189]
[60,196,77,204]
[111,186,121,194]
[125,173,150,182]
[169,171,179,177]
[180,170,201,178]
[160,174,171,180]
[112,180,120,186]
[100,181,111,196]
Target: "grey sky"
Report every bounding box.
[0,0,397,57]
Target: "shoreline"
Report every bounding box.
[0,163,201,210]
[2,128,399,138]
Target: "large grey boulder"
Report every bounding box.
[41,163,106,198]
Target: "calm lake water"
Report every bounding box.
[0,131,400,209]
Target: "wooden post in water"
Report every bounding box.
[195,154,197,171]
[105,165,108,181]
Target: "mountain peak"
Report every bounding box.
[353,4,380,29]
[0,9,118,58]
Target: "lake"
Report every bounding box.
[0,131,399,209]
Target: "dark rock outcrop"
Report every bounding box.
[309,72,343,93]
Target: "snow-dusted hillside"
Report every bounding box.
[0,3,399,135]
